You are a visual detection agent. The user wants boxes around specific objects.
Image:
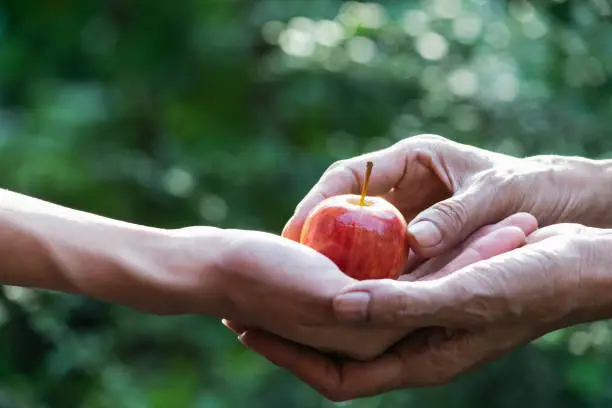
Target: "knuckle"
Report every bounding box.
[474,169,509,193]
[431,199,469,232]
[414,133,448,143]
[397,134,448,150]
[390,293,412,323]
[322,159,361,192]
[358,279,414,324]
[474,169,523,211]
[325,159,348,174]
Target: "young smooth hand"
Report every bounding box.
[0,188,400,360]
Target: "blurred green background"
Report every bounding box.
[1,0,612,407]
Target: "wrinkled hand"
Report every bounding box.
[303,223,612,399]
[282,134,610,259]
[224,214,551,400]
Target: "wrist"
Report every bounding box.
[526,155,612,227]
[56,224,190,314]
[93,225,231,316]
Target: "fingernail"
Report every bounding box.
[334,292,371,322]
[408,221,442,248]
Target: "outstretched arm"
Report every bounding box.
[0,188,404,361]
[0,188,222,313]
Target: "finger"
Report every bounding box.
[462,212,537,247]
[335,240,554,327]
[525,223,608,244]
[333,277,485,327]
[237,329,347,400]
[407,181,520,258]
[403,213,537,281]
[244,327,496,400]
[419,226,525,281]
[241,325,525,401]
[333,277,465,326]
[239,329,406,402]
[282,141,416,241]
[406,225,523,282]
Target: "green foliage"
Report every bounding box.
[1,0,611,406]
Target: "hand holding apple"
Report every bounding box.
[300,162,410,281]
[219,163,414,362]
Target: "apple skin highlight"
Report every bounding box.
[300,194,409,281]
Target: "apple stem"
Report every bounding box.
[359,161,374,206]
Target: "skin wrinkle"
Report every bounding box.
[516,250,553,320]
[422,199,468,241]
[394,147,411,192]
[506,248,564,324]
[551,237,596,320]
[427,149,457,193]
[489,170,523,214]
[544,175,574,226]
[458,270,506,325]
[345,165,365,196]
[571,238,590,316]
[569,235,612,321]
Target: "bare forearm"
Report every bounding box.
[0,189,225,314]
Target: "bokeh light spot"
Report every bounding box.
[448,68,478,97]
[314,20,344,47]
[484,22,511,49]
[492,72,519,101]
[347,36,377,64]
[416,32,448,61]
[402,10,430,37]
[199,194,228,224]
[163,168,195,197]
[452,13,483,44]
[431,0,463,20]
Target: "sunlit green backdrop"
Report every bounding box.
[1,0,612,407]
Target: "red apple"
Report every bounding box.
[300,162,409,280]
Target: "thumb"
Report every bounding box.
[334,242,538,327]
[407,182,513,258]
[332,279,461,327]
